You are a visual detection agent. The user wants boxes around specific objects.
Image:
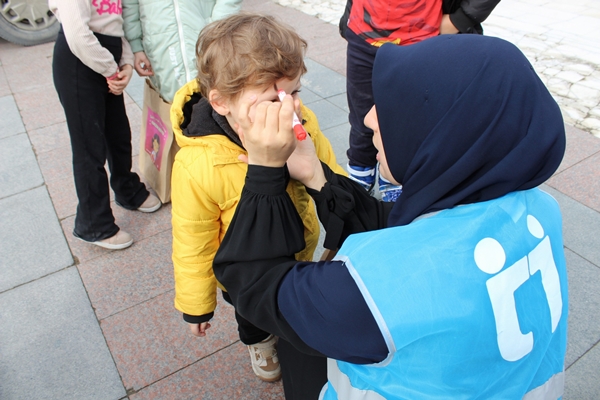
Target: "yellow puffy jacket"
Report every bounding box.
[171,80,346,318]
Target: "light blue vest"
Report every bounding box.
[320,189,568,400]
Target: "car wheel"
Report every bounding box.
[0,0,59,46]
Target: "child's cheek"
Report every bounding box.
[248,105,256,123]
[294,98,302,121]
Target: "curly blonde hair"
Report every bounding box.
[195,13,308,101]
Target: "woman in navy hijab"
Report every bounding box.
[214,34,567,399]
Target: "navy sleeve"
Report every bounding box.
[279,260,388,364]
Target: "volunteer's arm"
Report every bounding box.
[213,165,388,363]
[214,96,387,363]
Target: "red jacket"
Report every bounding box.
[347,0,443,45]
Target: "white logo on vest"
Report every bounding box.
[474,215,562,362]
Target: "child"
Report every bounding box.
[341,0,499,202]
[170,13,345,391]
[50,0,161,250]
[122,0,242,103]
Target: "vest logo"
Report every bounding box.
[474,215,562,362]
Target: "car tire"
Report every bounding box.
[0,0,59,46]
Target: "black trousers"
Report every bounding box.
[53,29,148,241]
[345,28,380,168]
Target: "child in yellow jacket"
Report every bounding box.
[170,13,345,389]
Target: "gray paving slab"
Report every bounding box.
[0,95,25,139]
[302,58,346,98]
[564,341,600,399]
[304,98,348,131]
[322,121,350,168]
[542,185,600,267]
[299,86,322,105]
[126,73,145,109]
[0,268,126,400]
[0,133,43,199]
[562,248,600,368]
[0,186,73,292]
[326,92,349,112]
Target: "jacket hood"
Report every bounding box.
[171,80,243,149]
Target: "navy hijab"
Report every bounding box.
[372,34,566,227]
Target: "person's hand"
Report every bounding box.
[440,14,459,34]
[189,322,211,337]
[236,94,297,167]
[107,64,133,95]
[287,133,327,190]
[134,51,154,76]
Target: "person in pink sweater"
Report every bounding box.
[50,0,161,250]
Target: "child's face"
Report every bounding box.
[225,76,303,134]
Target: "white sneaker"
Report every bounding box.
[247,335,281,382]
[378,174,403,202]
[346,163,376,194]
[137,193,162,213]
[76,230,133,250]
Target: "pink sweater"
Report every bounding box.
[49,0,134,77]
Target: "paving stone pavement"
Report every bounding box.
[0,0,599,399]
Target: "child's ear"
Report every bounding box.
[209,89,229,116]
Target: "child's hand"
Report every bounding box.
[189,322,211,337]
[134,51,154,76]
[236,94,296,167]
[286,132,325,189]
[107,64,133,95]
[439,14,459,34]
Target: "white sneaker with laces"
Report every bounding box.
[247,334,281,382]
[137,193,162,213]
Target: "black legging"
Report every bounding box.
[222,290,270,345]
[52,28,148,241]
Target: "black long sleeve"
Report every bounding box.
[443,0,501,34]
[309,162,393,249]
[213,165,388,364]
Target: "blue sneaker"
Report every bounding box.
[378,175,403,202]
[347,164,376,193]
